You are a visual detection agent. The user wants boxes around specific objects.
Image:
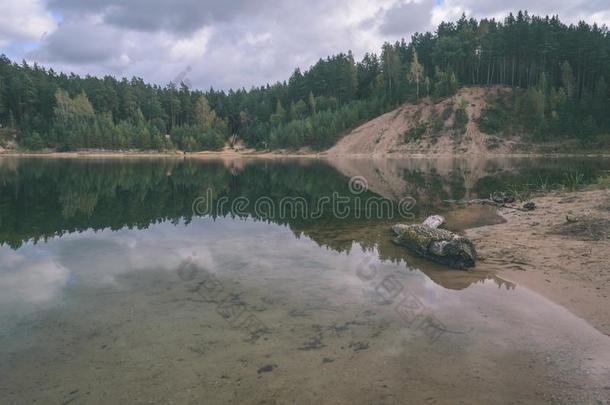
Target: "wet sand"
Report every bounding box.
[467,188,610,336]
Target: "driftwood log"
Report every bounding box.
[392,215,477,269]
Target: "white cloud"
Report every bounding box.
[167,27,212,60]
[0,0,56,47]
[0,256,70,304]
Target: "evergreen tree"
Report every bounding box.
[409,50,425,99]
[270,100,286,126]
[194,95,217,130]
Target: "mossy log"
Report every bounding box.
[392,216,477,269]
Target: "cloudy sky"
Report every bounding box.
[1,0,609,90]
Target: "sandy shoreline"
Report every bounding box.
[0,149,323,159]
[466,188,610,336]
[1,150,610,159]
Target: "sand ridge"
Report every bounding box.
[327,86,520,156]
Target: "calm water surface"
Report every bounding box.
[1,157,609,404]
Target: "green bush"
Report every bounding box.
[18,130,45,150]
[453,100,468,134]
[433,68,459,99]
[405,121,427,142]
[171,125,226,151]
[428,107,445,136]
[478,104,508,134]
[564,169,584,191]
[441,103,454,121]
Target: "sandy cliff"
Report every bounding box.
[327,86,518,156]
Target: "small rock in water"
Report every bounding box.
[348,341,369,352]
[257,364,276,374]
[523,202,536,211]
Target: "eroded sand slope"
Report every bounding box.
[327,86,518,156]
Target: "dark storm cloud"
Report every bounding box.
[8,0,610,90]
[377,0,436,36]
[28,19,123,64]
[47,0,267,34]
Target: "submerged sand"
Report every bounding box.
[1,197,610,404]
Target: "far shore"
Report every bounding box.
[1,149,610,159]
[0,149,318,159]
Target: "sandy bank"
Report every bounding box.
[466,188,610,335]
[2,149,610,160]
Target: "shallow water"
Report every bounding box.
[1,156,609,404]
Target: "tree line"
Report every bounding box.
[0,11,609,151]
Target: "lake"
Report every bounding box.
[1,156,609,404]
